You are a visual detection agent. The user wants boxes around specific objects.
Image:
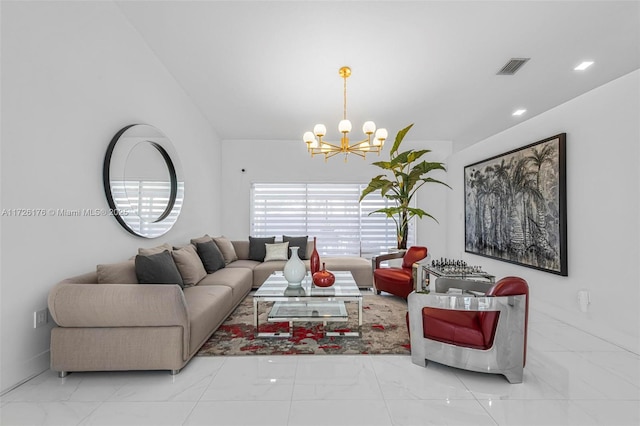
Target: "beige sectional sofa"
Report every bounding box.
[48,237,372,377]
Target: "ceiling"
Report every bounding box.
[116,1,640,151]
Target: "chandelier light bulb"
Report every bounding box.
[362,121,376,135]
[338,119,352,134]
[375,128,388,142]
[313,124,326,137]
[303,131,316,144]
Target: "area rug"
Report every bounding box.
[197,293,410,356]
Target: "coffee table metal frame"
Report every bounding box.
[253,271,363,338]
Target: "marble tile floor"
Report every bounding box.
[1,310,638,426]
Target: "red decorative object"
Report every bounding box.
[310,236,321,274]
[313,262,335,287]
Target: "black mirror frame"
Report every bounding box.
[103,124,183,238]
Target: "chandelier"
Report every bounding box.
[303,66,387,162]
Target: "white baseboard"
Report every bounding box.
[1,349,50,396]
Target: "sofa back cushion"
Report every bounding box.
[96,260,138,284]
[190,234,213,245]
[138,243,173,256]
[171,245,207,287]
[213,236,238,264]
[231,240,249,260]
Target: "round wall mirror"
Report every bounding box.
[103,124,184,238]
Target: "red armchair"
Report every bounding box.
[408,276,529,383]
[372,246,428,299]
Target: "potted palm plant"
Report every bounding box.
[359,124,450,250]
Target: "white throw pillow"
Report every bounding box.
[264,242,289,262]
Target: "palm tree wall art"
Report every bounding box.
[464,134,567,275]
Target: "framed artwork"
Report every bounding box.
[464,134,567,275]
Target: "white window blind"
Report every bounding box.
[250,183,415,257]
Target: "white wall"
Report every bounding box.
[446,70,640,353]
[220,138,452,255]
[0,1,222,392]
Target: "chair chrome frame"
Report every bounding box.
[407,278,527,383]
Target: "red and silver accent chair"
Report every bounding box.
[408,276,529,383]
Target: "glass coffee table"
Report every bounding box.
[253,271,362,338]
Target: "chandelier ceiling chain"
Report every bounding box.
[304,66,387,162]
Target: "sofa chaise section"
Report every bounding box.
[229,240,373,288]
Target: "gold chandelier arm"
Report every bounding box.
[324,150,345,160]
[346,136,372,150]
[318,141,343,150]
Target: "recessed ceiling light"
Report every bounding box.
[512,109,527,116]
[574,61,594,71]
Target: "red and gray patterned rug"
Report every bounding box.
[197,292,410,356]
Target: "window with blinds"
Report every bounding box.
[250,183,415,257]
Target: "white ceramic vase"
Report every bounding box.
[283,246,306,286]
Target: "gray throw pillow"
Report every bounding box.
[196,240,226,273]
[248,236,275,261]
[135,250,184,288]
[283,235,308,259]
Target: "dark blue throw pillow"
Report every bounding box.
[135,250,184,288]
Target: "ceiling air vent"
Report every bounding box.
[497,58,530,75]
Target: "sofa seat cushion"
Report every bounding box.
[421,307,500,350]
[252,260,289,287]
[197,268,253,306]
[226,259,261,270]
[183,285,233,354]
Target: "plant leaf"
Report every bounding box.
[370,207,402,217]
[359,175,394,201]
[390,123,414,156]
